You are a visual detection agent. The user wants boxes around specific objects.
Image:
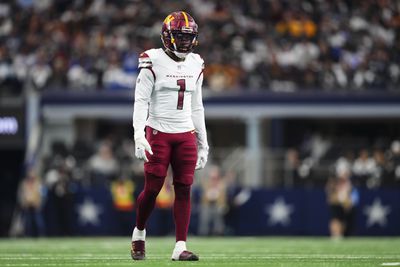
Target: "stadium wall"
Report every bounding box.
[43,185,399,236]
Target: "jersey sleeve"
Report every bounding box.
[133,67,155,139]
[191,66,208,151]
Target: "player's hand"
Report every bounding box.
[134,136,153,162]
[195,147,208,170]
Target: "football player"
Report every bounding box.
[131,11,208,261]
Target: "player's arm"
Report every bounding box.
[192,72,208,150]
[133,68,154,137]
[192,70,209,169]
[133,53,155,161]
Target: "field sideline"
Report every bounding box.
[0,237,399,267]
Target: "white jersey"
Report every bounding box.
[133,48,208,149]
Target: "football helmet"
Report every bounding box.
[161,11,198,59]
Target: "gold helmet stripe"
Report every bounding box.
[164,14,175,30]
[182,12,189,27]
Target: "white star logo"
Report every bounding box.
[77,198,103,226]
[364,198,391,227]
[265,197,294,226]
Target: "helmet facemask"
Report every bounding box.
[170,31,197,58]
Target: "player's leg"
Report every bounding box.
[170,131,198,261]
[131,128,171,260]
[135,175,165,231]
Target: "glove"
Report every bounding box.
[195,147,208,170]
[134,136,153,162]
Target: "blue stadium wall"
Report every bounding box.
[42,186,400,236]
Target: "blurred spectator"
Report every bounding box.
[388,140,400,186]
[111,176,135,235]
[352,149,377,185]
[223,170,251,235]
[302,134,332,163]
[335,151,354,178]
[370,148,390,188]
[0,44,23,97]
[198,165,227,236]
[44,154,74,236]
[30,49,52,90]
[18,169,45,237]
[276,12,317,39]
[204,63,242,92]
[294,133,332,184]
[283,148,301,187]
[102,50,137,90]
[87,141,119,184]
[43,140,76,236]
[326,170,357,239]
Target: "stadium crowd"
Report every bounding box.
[1,0,400,96]
[35,131,400,200]
[283,134,400,188]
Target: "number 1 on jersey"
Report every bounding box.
[177,79,186,110]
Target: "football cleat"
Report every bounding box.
[131,240,145,260]
[172,250,199,261]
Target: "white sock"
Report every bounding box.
[132,227,146,241]
[171,241,187,259]
[175,241,187,251]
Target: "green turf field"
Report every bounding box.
[0,237,399,267]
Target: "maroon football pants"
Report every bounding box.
[135,127,197,241]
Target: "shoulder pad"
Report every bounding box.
[138,48,164,69]
[138,51,152,68]
[191,53,204,69]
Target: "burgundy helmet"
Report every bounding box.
[161,11,198,58]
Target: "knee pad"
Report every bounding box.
[144,172,165,196]
[144,163,168,178]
